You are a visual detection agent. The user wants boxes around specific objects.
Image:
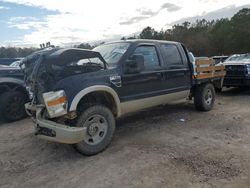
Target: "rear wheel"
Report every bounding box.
[74,105,115,156]
[0,91,27,122]
[194,83,215,111]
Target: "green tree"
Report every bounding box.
[76,43,92,49]
[139,26,158,39]
[211,18,231,55]
[229,8,250,53]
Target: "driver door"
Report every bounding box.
[118,44,165,102]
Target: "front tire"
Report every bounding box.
[74,105,115,156]
[0,91,27,122]
[194,83,215,111]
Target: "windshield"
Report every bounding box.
[226,54,250,62]
[93,42,130,67]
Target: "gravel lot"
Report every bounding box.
[0,88,250,188]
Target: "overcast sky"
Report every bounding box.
[0,0,249,47]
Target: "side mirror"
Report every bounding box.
[124,55,145,74]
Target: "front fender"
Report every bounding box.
[69,85,121,117]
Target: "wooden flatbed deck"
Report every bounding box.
[194,59,226,80]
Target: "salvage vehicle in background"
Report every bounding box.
[9,60,22,67]
[0,64,29,122]
[223,54,250,87]
[212,56,228,64]
[24,40,225,156]
[0,58,23,66]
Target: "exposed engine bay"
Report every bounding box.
[21,47,107,104]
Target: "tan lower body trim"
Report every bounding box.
[120,90,189,116]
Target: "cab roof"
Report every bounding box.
[104,39,180,45]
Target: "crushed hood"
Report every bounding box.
[22,47,107,103]
[47,48,106,66]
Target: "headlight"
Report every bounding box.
[43,90,68,118]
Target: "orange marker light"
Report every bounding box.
[47,96,67,106]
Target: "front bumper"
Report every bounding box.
[25,103,86,144]
[223,76,250,86]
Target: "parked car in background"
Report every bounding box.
[9,60,22,67]
[212,56,228,64]
[0,58,23,66]
[0,64,29,122]
[223,54,250,87]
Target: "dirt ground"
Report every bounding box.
[0,88,250,188]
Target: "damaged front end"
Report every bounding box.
[23,47,107,144]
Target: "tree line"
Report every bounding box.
[136,8,250,56]
[0,47,38,58]
[0,8,249,58]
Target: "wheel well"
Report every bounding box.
[0,83,28,97]
[76,91,118,116]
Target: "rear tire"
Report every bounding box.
[0,91,27,122]
[194,83,215,111]
[74,105,115,156]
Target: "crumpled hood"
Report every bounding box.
[22,48,106,82]
[21,47,107,103]
[21,47,59,80]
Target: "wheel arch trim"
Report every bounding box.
[69,85,122,117]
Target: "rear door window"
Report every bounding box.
[161,44,184,68]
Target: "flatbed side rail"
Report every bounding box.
[194,59,226,80]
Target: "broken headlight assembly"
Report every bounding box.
[42,90,68,118]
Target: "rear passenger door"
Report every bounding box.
[160,43,191,92]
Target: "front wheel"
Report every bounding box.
[74,105,115,156]
[194,83,215,111]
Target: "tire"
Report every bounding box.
[0,91,28,122]
[74,105,115,156]
[194,83,215,111]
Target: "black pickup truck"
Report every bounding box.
[0,65,29,122]
[24,40,221,155]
